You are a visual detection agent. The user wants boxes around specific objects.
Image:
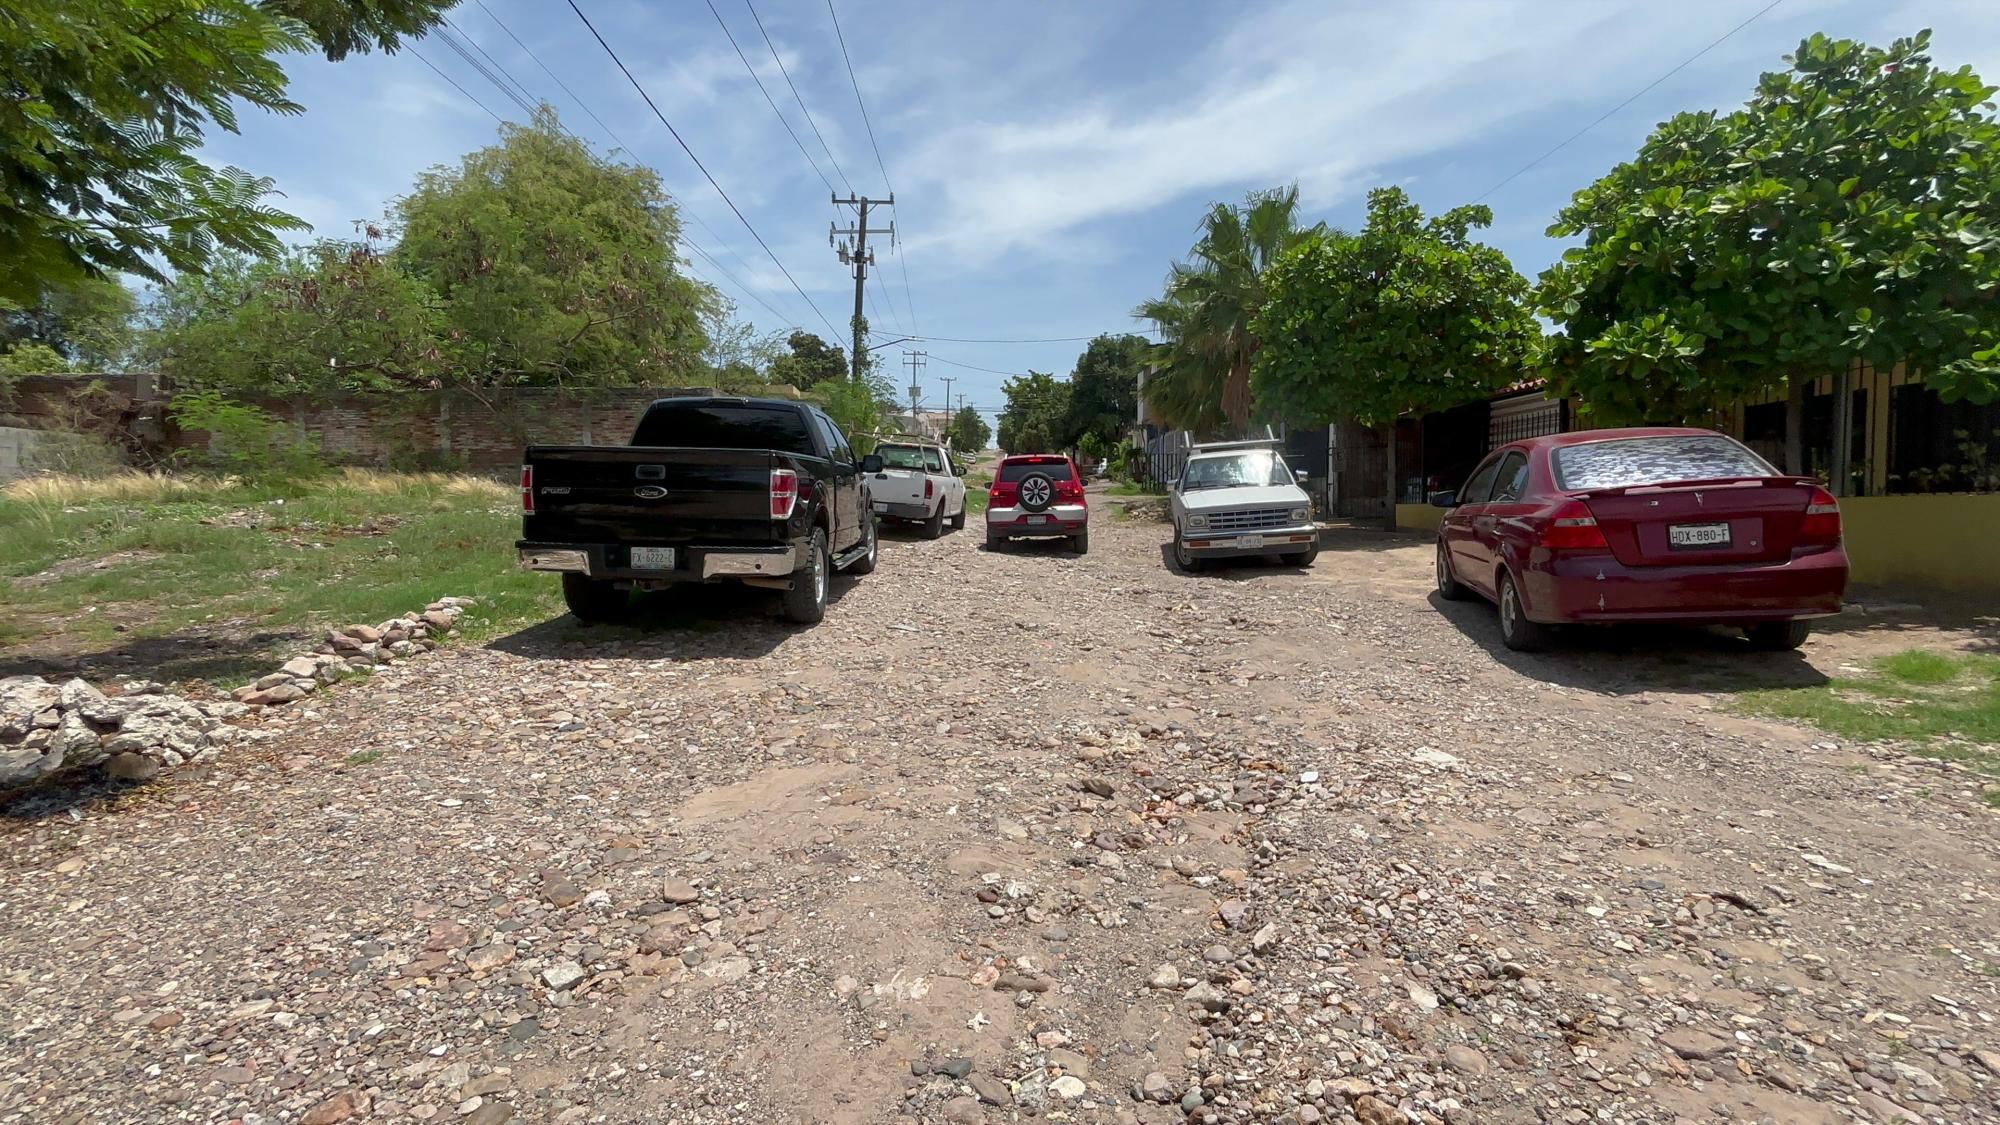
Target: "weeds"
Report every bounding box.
[1734,649,2000,787]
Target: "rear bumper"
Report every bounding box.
[1180,525,1319,557]
[516,540,798,583]
[1521,546,1848,624]
[987,503,1087,536]
[873,499,933,519]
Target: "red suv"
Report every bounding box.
[986,454,1088,553]
[1433,428,1847,652]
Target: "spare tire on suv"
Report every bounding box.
[1016,472,1055,512]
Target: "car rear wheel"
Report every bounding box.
[1071,528,1089,554]
[562,574,629,624]
[922,500,945,539]
[781,528,829,624]
[1745,619,1811,651]
[1435,541,1470,600]
[985,529,1005,552]
[1497,572,1552,652]
[949,497,967,530]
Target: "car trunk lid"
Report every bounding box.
[1575,477,1818,566]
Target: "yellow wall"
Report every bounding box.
[1841,494,2000,592]
[1393,495,1997,592]
[1394,503,1444,533]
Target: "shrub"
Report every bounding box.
[171,391,326,484]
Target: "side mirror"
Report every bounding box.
[860,454,883,474]
[1167,477,1181,490]
[1294,470,1309,483]
[1428,490,1459,509]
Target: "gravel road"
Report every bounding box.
[4,512,1998,1125]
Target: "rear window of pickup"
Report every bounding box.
[631,403,815,455]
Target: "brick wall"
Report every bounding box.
[8,376,807,472]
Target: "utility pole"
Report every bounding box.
[902,350,927,435]
[938,376,956,420]
[830,193,895,381]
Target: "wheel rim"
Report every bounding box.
[1500,581,1518,636]
[1021,476,1052,509]
[1436,544,1449,591]
[864,521,877,565]
[813,541,827,604]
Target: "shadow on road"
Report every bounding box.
[1423,591,1833,696]
[0,628,306,689]
[1314,527,1433,554]
[486,570,860,663]
[1156,542,1320,580]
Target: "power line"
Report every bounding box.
[566,0,844,341]
[826,0,918,336]
[441,16,538,113]
[745,0,852,194]
[409,47,504,123]
[704,0,837,195]
[1474,0,1787,202]
[433,24,535,118]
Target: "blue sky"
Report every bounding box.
[196,0,2000,423]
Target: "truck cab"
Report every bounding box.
[866,439,967,538]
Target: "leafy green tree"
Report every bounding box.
[809,372,894,455]
[1,276,138,369]
[1136,185,1323,435]
[394,108,717,388]
[1253,186,1539,527]
[766,331,850,390]
[1060,333,1146,449]
[947,405,992,452]
[1540,30,2000,477]
[997,370,1069,453]
[145,236,449,393]
[0,0,454,301]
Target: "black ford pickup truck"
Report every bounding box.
[517,396,880,624]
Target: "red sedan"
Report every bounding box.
[1432,428,1847,652]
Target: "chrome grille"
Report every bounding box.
[1205,507,1292,532]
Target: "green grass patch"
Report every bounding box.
[1734,649,2000,786]
[345,749,385,766]
[1105,481,1167,496]
[0,471,561,685]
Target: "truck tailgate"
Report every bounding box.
[525,446,786,545]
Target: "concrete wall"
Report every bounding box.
[0,427,44,483]
[1393,503,1445,534]
[1841,494,2000,592]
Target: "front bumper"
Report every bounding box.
[987,503,1087,536]
[1178,525,1319,557]
[517,540,798,583]
[1522,546,1848,624]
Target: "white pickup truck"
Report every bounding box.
[867,440,967,538]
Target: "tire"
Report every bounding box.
[1496,572,1552,652]
[845,515,878,575]
[986,529,1005,552]
[923,499,945,540]
[1279,544,1319,567]
[1071,528,1089,555]
[1017,473,1055,513]
[1173,529,1205,573]
[782,528,830,624]
[1435,540,1471,600]
[949,497,967,530]
[1746,619,1812,651]
[561,574,628,624]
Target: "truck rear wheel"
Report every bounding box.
[922,500,945,540]
[950,499,967,530]
[562,574,629,624]
[782,528,829,624]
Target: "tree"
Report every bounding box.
[997,370,1069,453]
[1060,333,1146,449]
[1539,30,2000,482]
[808,372,895,455]
[0,0,455,302]
[766,331,850,390]
[1,275,137,369]
[948,405,992,452]
[394,108,717,388]
[144,235,448,394]
[1253,186,1540,527]
[1136,185,1323,435]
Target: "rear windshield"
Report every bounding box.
[1553,435,1773,491]
[877,444,927,470]
[631,403,815,455]
[998,460,1074,483]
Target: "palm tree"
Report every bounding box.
[1135,185,1323,436]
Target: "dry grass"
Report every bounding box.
[329,468,510,499]
[1,471,210,505]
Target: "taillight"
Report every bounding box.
[521,465,534,513]
[925,478,934,499]
[1056,479,1085,504]
[1800,486,1841,545]
[1541,500,1607,550]
[770,468,798,520]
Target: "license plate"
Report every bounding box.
[873,502,888,513]
[1026,515,1048,525]
[1668,522,1730,549]
[630,546,676,569]
[1234,535,1265,549]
